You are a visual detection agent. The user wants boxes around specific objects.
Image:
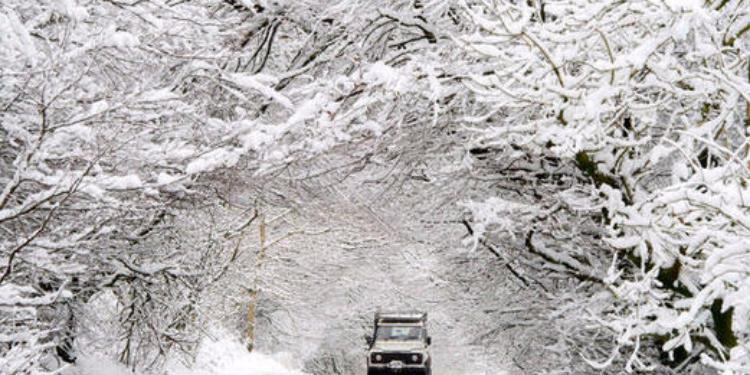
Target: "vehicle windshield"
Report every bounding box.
[375,325,424,341]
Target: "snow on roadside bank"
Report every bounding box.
[168,335,309,375]
[63,356,133,375]
[66,334,309,375]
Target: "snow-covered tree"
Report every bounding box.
[14,0,750,373]
[460,0,750,372]
[0,1,251,371]
[0,0,474,372]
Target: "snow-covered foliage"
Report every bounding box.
[460,0,750,372]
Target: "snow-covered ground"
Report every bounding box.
[67,333,309,375]
[68,333,507,375]
[167,336,309,375]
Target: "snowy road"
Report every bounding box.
[195,177,519,375]
[70,333,507,375]
[68,178,518,375]
[170,334,507,375]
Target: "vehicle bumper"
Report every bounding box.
[367,366,429,375]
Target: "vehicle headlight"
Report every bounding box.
[410,354,422,363]
[374,354,382,362]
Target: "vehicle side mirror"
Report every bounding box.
[426,336,432,345]
[364,335,373,346]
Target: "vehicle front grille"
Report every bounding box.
[371,352,422,364]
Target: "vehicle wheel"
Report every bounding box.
[367,368,378,375]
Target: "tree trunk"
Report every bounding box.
[247,213,266,352]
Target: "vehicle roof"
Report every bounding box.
[374,311,427,324]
